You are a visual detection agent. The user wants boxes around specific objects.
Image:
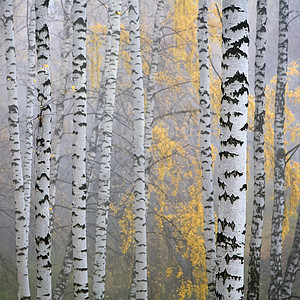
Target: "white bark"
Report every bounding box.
[93,0,122,298]
[269,0,289,299]
[247,1,267,300]
[129,0,147,298]
[35,0,52,298]
[3,0,31,298]
[72,0,89,298]
[197,0,216,298]
[216,1,249,299]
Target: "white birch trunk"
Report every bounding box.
[216,1,249,298]
[3,0,31,298]
[93,0,122,298]
[247,1,267,300]
[197,1,216,298]
[35,0,52,298]
[269,0,289,299]
[129,0,147,298]
[72,0,89,298]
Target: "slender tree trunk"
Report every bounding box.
[35,0,52,298]
[93,1,122,298]
[23,5,36,289]
[129,0,147,298]
[216,1,249,299]
[280,209,300,299]
[3,0,31,298]
[247,1,267,300]
[269,1,289,299]
[197,1,216,298]
[71,0,89,298]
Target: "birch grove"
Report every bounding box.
[1,0,300,299]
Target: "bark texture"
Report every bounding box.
[247,1,267,300]
[216,1,249,299]
[269,1,289,299]
[72,0,89,298]
[197,1,216,298]
[35,0,52,298]
[129,0,147,298]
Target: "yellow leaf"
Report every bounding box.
[43,64,49,68]
[71,86,76,92]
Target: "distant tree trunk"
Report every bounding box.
[247,1,267,300]
[280,209,300,299]
[50,0,72,233]
[87,0,113,185]
[53,232,73,300]
[269,1,289,299]
[51,1,73,299]
[197,0,216,298]
[3,0,31,298]
[71,0,89,298]
[129,0,147,298]
[216,1,249,299]
[144,0,165,201]
[35,0,52,298]
[93,0,122,298]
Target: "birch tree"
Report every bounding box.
[269,1,289,299]
[216,1,249,298]
[247,1,267,299]
[129,0,147,298]
[197,0,216,298]
[93,0,122,298]
[3,0,31,298]
[35,0,52,298]
[24,2,36,283]
[71,0,89,298]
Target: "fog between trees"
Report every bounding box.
[0,0,300,299]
